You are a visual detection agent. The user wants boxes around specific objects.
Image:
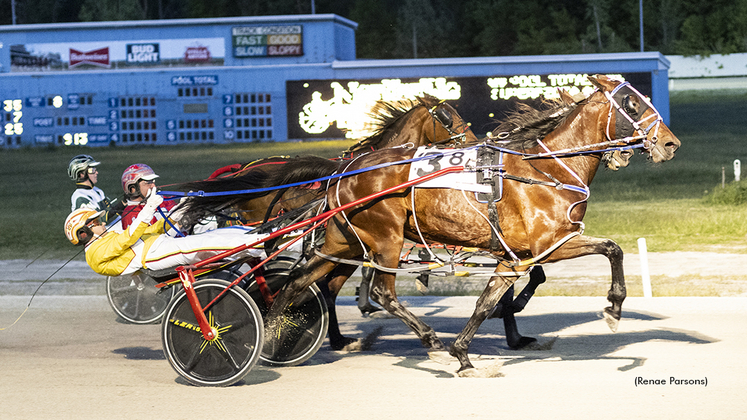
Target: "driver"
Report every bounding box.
[68,154,124,222]
[119,163,176,229]
[64,189,266,277]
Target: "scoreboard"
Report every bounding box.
[0,15,670,149]
[1,70,654,148]
[286,72,652,140]
[1,73,277,148]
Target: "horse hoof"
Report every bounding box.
[330,336,359,351]
[508,336,538,350]
[512,336,557,351]
[338,326,384,352]
[341,339,364,352]
[359,304,382,316]
[428,350,456,365]
[457,365,504,378]
[603,307,620,332]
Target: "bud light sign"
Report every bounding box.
[126,43,160,64]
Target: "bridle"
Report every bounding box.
[603,81,662,152]
[428,101,471,146]
[527,81,663,160]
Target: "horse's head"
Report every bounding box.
[588,74,680,163]
[417,95,479,146]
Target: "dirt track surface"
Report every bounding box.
[1,295,746,419]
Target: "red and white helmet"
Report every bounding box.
[121,163,159,195]
[64,208,104,245]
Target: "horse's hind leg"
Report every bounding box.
[322,264,361,350]
[543,236,626,331]
[497,266,547,349]
[356,266,381,315]
[451,273,516,375]
[369,259,445,351]
[264,255,340,344]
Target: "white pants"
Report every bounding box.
[142,226,267,272]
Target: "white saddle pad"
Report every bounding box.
[407,147,492,193]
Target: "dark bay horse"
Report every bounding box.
[263,75,681,376]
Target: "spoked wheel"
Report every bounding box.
[162,279,264,387]
[106,273,176,324]
[243,256,329,367]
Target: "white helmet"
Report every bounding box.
[64,208,104,245]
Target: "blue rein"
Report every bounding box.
[159,142,644,200]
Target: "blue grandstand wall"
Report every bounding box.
[0,14,669,148]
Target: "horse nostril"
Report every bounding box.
[665,141,679,152]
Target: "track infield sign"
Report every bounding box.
[232,25,303,58]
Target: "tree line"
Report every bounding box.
[3,0,747,58]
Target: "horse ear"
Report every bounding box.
[558,88,585,104]
[587,74,617,91]
[558,88,574,104]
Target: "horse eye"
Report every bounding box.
[622,96,639,116]
[434,107,453,128]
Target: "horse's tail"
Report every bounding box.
[171,155,340,228]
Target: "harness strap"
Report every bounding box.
[313,248,529,277]
[510,232,581,267]
[314,249,444,273]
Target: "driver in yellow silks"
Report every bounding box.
[64,188,266,277]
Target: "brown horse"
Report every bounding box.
[173,94,475,229]
[171,89,633,351]
[263,75,681,376]
[168,95,488,348]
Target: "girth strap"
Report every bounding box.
[476,147,503,251]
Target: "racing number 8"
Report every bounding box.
[416,151,465,177]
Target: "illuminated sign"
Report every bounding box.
[286,72,651,139]
[3,99,23,136]
[63,132,88,146]
[288,77,462,139]
[232,25,303,57]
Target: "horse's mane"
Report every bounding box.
[171,156,340,228]
[343,94,439,155]
[489,98,580,151]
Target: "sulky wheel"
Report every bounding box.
[106,272,176,324]
[161,279,264,387]
[243,256,329,367]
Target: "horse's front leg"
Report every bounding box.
[450,272,517,376]
[369,254,445,352]
[543,235,625,332]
